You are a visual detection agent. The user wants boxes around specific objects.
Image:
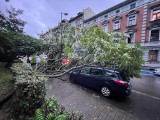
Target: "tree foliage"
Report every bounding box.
[0,30,45,62]
[42,24,144,78]
[0,6,26,32]
[0,6,45,63]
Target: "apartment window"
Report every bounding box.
[130,3,136,9]
[151,9,160,21]
[128,15,136,26]
[149,50,158,62]
[150,29,160,41]
[98,16,103,21]
[104,14,108,18]
[114,20,120,30]
[103,24,108,32]
[115,9,120,14]
[127,33,135,43]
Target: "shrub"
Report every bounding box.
[11,63,48,119]
[34,98,83,120]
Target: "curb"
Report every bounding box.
[0,92,14,107]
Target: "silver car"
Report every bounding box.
[154,68,160,75]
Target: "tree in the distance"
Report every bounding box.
[0,6,45,65]
[0,6,26,32]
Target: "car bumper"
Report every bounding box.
[113,85,132,97]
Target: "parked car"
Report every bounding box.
[69,66,131,97]
[154,68,160,75]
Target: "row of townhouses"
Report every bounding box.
[42,0,160,68]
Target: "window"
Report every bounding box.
[128,15,136,26]
[76,18,82,26]
[91,68,102,76]
[98,16,103,21]
[80,68,90,74]
[115,9,120,14]
[114,20,120,30]
[103,24,108,32]
[103,71,117,78]
[127,33,135,43]
[130,3,136,9]
[104,14,108,18]
[150,30,160,41]
[149,50,158,62]
[151,9,160,21]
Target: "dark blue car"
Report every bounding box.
[69,66,131,97]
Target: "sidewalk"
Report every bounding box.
[143,62,160,70]
[47,78,138,120]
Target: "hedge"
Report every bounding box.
[11,63,48,119]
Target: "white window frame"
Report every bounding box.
[150,8,160,21]
[130,2,136,10]
[149,29,160,42]
[115,9,121,15]
[103,24,108,32]
[113,20,120,30]
[127,14,137,26]
[98,16,103,22]
[104,14,108,18]
[127,32,135,43]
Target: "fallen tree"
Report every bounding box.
[39,25,144,78]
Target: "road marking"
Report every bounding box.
[132,90,160,101]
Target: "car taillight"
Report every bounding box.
[114,80,128,86]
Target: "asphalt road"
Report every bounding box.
[104,75,160,120]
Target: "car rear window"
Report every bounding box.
[103,71,118,78]
[118,71,130,81]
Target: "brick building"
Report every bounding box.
[84,0,160,67]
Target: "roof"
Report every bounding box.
[69,12,83,22]
[84,0,136,23]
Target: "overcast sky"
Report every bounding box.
[0,0,125,38]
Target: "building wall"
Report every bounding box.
[145,1,160,42]
[83,7,95,20]
[83,0,160,63]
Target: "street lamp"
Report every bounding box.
[60,12,68,57]
[61,12,68,22]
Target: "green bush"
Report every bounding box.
[34,98,83,120]
[11,63,48,119]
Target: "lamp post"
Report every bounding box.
[60,12,68,57]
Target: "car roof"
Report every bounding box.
[82,66,119,73]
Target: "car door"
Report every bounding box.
[87,68,103,89]
[76,67,91,86]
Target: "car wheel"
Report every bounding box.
[101,86,111,97]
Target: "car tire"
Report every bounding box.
[101,86,111,97]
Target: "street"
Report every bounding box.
[47,75,160,120]
[107,75,160,120]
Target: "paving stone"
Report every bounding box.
[47,78,138,120]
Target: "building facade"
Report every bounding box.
[41,7,95,40]
[84,0,160,66]
[69,7,95,28]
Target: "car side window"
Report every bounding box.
[80,68,90,75]
[103,71,117,78]
[91,68,102,76]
